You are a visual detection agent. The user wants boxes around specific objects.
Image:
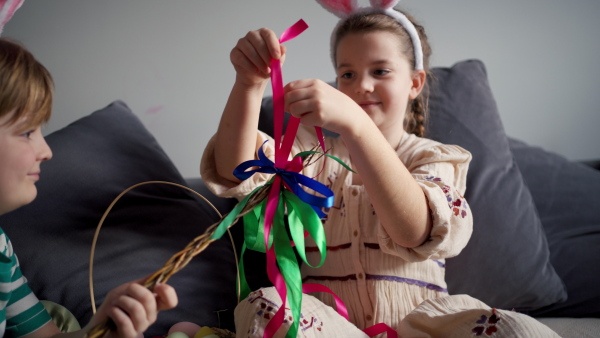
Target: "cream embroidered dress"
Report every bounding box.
[201,125,559,337]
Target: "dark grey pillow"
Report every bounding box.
[0,101,239,336]
[258,59,567,311]
[509,137,600,317]
[425,60,566,311]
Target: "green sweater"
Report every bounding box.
[0,228,51,337]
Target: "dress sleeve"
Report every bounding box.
[200,131,276,201]
[378,144,473,261]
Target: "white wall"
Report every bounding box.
[4,0,600,178]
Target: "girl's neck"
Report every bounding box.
[384,129,405,152]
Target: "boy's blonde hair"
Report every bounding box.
[0,37,53,128]
[333,12,432,137]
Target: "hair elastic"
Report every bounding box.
[316,0,423,71]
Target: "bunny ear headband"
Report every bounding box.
[316,0,423,70]
[0,0,24,36]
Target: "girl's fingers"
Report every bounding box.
[230,46,264,76]
[280,45,287,64]
[258,27,283,61]
[231,28,283,76]
[288,101,315,119]
[232,36,269,75]
[285,78,315,91]
[230,28,286,81]
[284,79,318,110]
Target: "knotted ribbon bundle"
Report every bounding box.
[207,19,352,338]
[207,19,399,338]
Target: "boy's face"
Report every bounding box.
[0,111,52,215]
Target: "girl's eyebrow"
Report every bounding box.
[337,59,392,70]
[336,62,352,70]
[371,60,393,66]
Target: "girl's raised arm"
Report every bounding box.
[214,28,286,183]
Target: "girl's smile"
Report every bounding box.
[335,30,418,142]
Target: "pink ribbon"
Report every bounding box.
[263,19,309,338]
[261,18,397,338]
[302,283,349,320]
[363,323,399,338]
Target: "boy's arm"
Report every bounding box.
[21,321,61,338]
[23,282,177,338]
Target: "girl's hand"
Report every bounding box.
[230,28,287,87]
[87,280,178,338]
[284,79,367,135]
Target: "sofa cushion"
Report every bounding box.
[425,60,566,311]
[258,59,567,311]
[509,137,600,317]
[0,101,239,336]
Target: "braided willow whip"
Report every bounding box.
[85,181,271,338]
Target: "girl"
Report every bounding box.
[0,37,178,338]
[201,1,558,336]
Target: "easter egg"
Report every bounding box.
[194,326,217,338]
[166,332,189,338]
[168,322,202,337]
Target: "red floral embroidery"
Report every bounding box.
[472,309,501,336]
[425,176,469,218]
[247,290,325,334]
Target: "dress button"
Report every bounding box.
[366,315,373,322]
[352,189,358,196]
[357,273,364,279]
[353,230,358,237]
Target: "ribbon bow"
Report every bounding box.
[233,142,335,218]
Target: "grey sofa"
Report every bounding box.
[0,60,598,337]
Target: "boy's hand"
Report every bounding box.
[230,28,287,86]
[87,280,178,338]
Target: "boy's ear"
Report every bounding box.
[409,69,426,99]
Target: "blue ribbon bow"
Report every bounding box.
[233,141,334,218]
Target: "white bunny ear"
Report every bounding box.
[0,0,24,36]
[315,0,359,18]
[369,0,400,10]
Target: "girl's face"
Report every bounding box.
[336,31,422,142]
[0,111,52,215]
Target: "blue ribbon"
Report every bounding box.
[233,141,334,218]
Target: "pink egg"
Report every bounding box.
[168,322,202,337]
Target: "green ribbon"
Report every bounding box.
[210,184,327,337]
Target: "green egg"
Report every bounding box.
[167,332,190,338]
